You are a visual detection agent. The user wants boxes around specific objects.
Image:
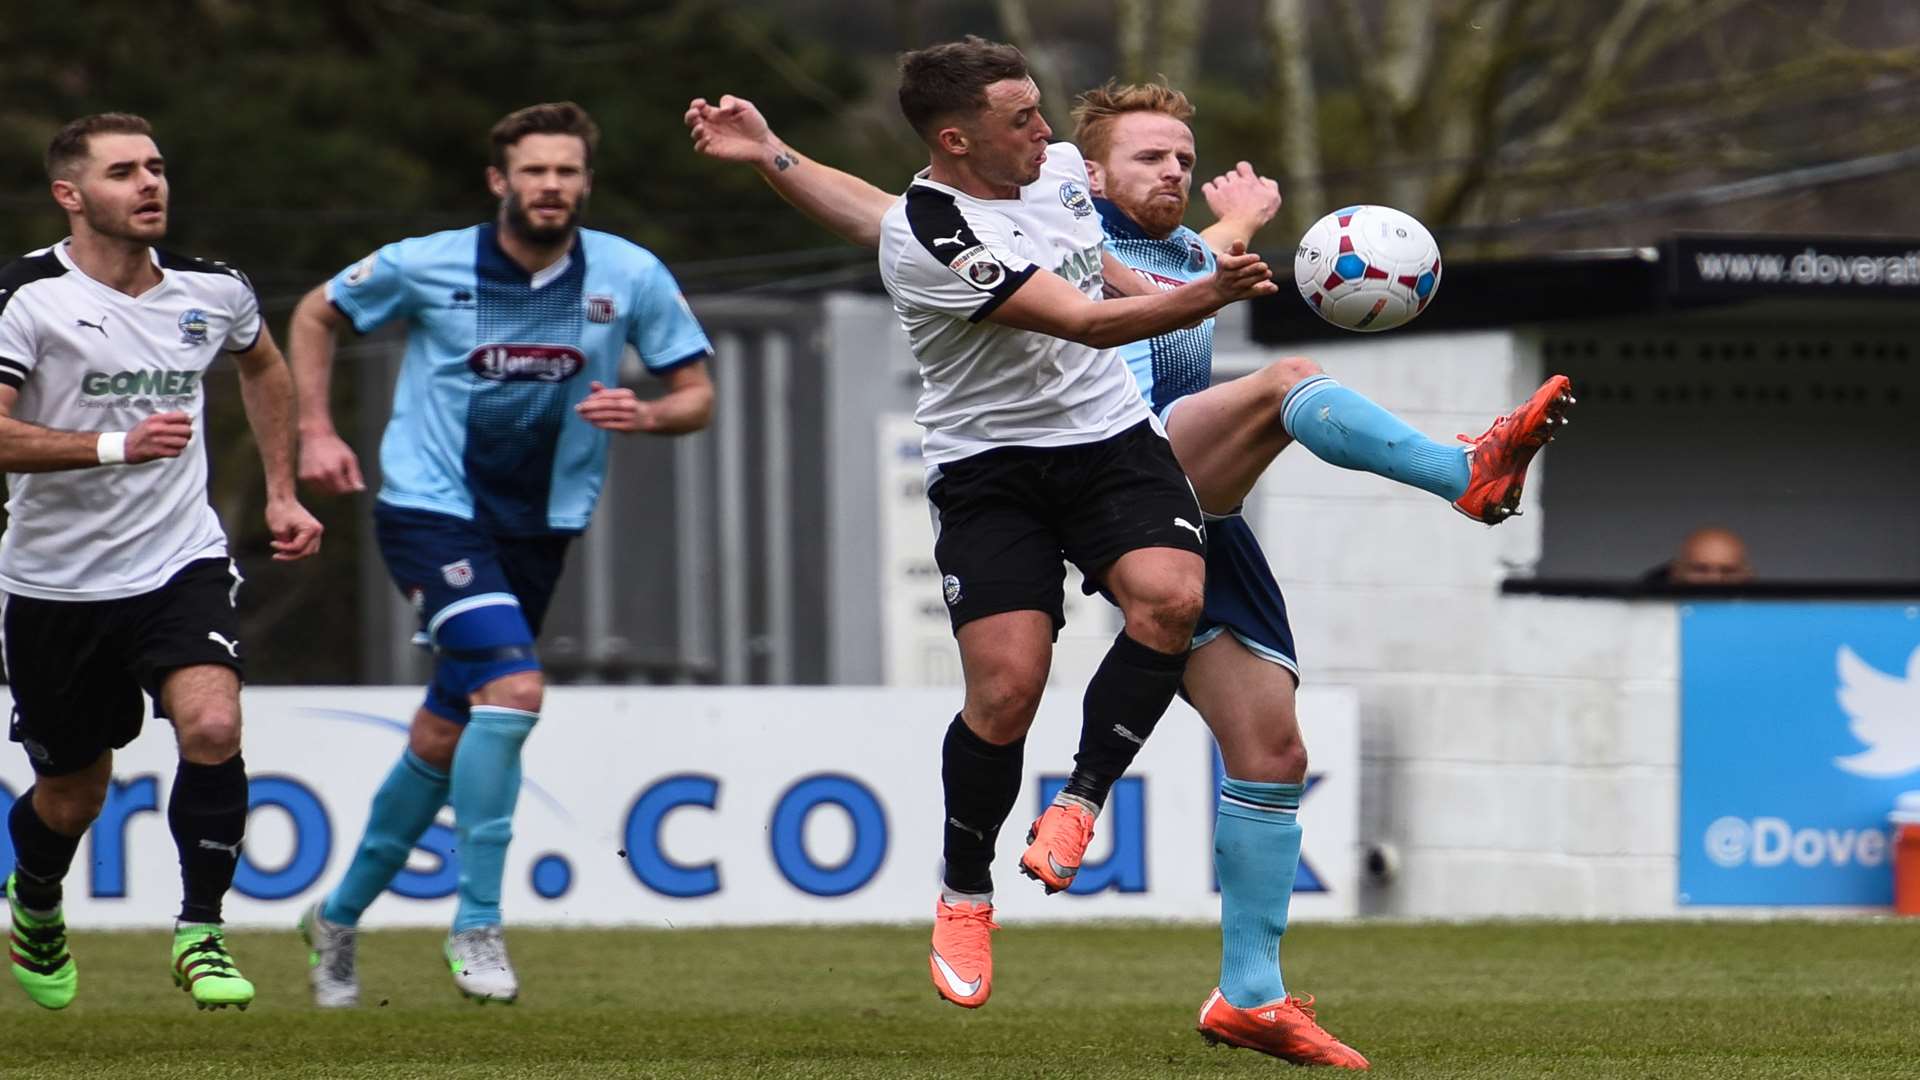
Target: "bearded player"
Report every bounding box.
[687,78,1573,1068]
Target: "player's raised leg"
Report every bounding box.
[304,707,457,1008]
[1166,357,1570,523]
[161,663,255,1011]
[6,756,107,1011]
[1182,611,1366,1067]
[931,610,1051,1008]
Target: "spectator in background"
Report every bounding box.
[1649,526,1754,585]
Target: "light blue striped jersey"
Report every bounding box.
[1097,197,1217,413]
[327,224,710,534]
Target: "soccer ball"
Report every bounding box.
[1293,205,1441,332]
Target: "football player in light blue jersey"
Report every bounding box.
[688,84,1573,1069]
[286,103,714,1007]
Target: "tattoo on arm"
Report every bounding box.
[772,152,797,172]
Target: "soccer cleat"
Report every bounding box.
[172,923,255,1010]
[1197,987,1370,1069]
[1452,374,1575,525]
[928,897,998,1008]
[445,925,518,1004]
[299,900,360,1008]
[7,873,78,1010]
[1018,802,1096,894]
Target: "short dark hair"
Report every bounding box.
[45,113,154,181]
[897,36,1031,139]
[489,102,600,171]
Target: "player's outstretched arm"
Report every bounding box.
[686,95,894,250]
[234,325,324,561]
[573,361,714,436]
[987,242,1278,349]
[1198,161,1282,254]
[0,385,192,472]
[287,285,366,495]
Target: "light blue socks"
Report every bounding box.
[448,705,538,933]
[324,749,449,927]
[1215,777,1304,1008]
[1281,374,1470,500]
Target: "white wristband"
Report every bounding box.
[96,431,128,466]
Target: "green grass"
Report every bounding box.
[3,920,1917,1078]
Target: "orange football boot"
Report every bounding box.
[1196,987,1370,1069]
[1452,374,1575,524]
[1018,802,1096,894]
[928,898,998,1008]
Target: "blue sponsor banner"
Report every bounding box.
[1680,602,1920,905]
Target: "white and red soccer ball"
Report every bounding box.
[1293,205,1441,332]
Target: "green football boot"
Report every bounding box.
[7,873,78,1010]
[172,923,255,1010]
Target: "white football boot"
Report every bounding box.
[298,901,359,1008]
[444,925,518,1004]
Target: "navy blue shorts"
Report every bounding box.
[374,504,574,723]
[1192,514,1299,681]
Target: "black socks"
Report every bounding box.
[939,716,1024,895]
[1064,630,1190,808]
[168,755,248,924]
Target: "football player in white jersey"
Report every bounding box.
[699,37,1280,1011]
[0,113,322,1012]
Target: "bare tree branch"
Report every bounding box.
[994,0,1073,130]
[1263,0,1323,238]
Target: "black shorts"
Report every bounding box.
[4,557,244,777]
[926,420,1205,636]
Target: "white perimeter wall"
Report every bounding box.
[1216,320,1684,917]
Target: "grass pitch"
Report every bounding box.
[1,919,1916,1078]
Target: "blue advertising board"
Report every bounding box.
[1680,602,1920,905]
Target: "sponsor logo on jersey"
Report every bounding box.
[177,308,211,345]
[1054,243,1105,293]
[441,559,475,588]
[80,369,202,400]
[1059,180,1095,219]
[948,247,1005,292]
[584,294,616,323]
[466,343,586,382]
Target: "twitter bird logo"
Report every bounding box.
[1833,645,1920,778]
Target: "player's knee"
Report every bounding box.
[1259,355,1323,405]
[472,670,544,715]
[1228,715,1308,782]
[409,720,461,771]
[37,779,108,835]
[175,707,243,764]
[1130,582,1205,644]
[465,816,514,847]
[966,675,1045,742]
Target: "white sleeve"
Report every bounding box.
[222,268,262,352]
[0,298,36,390]
[885,190,1037,323]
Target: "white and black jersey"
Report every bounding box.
[0,240,260,601]
[877,142,1153,467]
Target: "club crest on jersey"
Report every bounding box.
[584,294,616,323]
[1187,239,1209,272]
[344,255,376,287]
[177,308,210,345]
[1059,180,1094,218]
[467,343,586,382]
[440,559,475,588]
